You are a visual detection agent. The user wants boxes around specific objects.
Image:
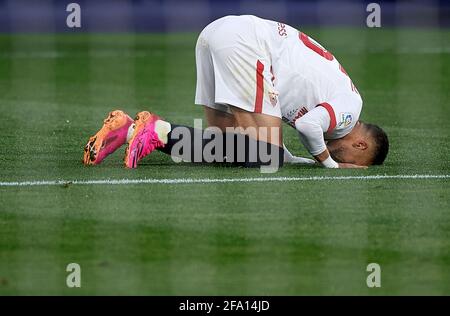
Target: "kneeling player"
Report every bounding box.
[83,15,389,169]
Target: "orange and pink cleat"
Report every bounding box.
[124,111,168,168]
[83,110,133,165]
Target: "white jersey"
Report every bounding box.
[253,16,363,140]
[195,15,363,157]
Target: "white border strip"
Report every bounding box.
[0,174,449,187]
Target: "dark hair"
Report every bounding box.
[364,123,389,165]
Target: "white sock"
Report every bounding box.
[126,123,135,142]
[154,120,171,144]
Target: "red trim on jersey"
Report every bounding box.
[317,102,337,133]
[299,32,334,61]
[254,60,264,113]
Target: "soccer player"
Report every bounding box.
[83,15,389,169]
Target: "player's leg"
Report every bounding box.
[229,106,282,147]
[83,110,133,165]
[124,112,283,169]
[204,106,236,131]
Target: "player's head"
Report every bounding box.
[326,121,389,166]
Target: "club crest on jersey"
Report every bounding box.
[339,113,353,128]
[268,90,279,107]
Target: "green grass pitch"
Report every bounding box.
[0,28,449,295]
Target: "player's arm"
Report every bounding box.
[294,105,363,169]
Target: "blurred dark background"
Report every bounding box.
[0,0,449,32]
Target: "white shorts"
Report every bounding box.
[194,15,281,118]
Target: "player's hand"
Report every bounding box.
[338,163,368,169]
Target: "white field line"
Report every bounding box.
[0,174,449,187]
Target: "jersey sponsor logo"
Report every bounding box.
[285,106,309,127]
[338,113,353,128]
[277,22,287,37]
